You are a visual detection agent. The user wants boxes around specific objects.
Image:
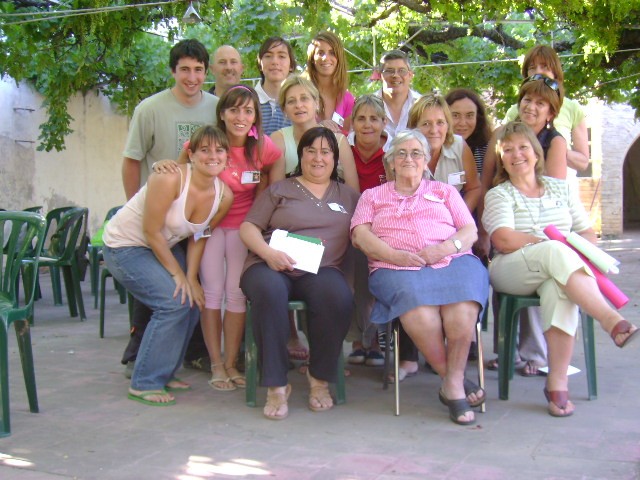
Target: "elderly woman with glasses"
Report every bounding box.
[350,130,489,426]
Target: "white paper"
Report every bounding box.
[538,365,581,376]
[268,229,325,274]
[566,232,620,274]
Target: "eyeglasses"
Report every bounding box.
[525,74,560,96]
[394,149,425,160]
[381,68,410,78]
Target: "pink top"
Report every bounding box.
[336,90,355,121]
[219,135,282,229]
[350,179,474,272]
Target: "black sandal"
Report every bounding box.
[439,390,476,426]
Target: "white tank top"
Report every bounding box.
[104,166,223,248]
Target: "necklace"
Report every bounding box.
[514,183,544,233]
[295,178,327,208]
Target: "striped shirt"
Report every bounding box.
[350,179,475,272]
[482,176,590,242]
[255,83,291,135]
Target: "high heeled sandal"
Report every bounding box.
[543,388,574,417]
[610,320,639,348]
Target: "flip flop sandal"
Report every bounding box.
[519,361,546,377]
[128,389,176,406]
[486,358,499,371]
[611,320,640,348]
[165,377,191,392]
[208,374,237,392]
[263,384,292,420]
[226,368,246,389]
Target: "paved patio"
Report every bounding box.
[1,232,640,479]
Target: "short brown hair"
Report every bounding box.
[521,45,564,83]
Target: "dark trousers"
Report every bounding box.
[240,263,353,386]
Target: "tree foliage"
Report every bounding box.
[1,0,639,151]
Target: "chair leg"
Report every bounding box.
[393,321,400,416]
[498,297,518,401]
[0,326,10,437]
[90,248,99,307]
[382,321,392,391]
[127,292,134,328]
[61,266,78,317]
[99,271,109,338]
[50,265,63,305]
[582,312,598,400]
[476,321,486,413]
[335,349,346,405]
[70,260,87,320]
[14,320,38,414]
[245,303,258,407]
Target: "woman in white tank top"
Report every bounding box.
[103,125,233,406]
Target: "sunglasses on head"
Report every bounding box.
[525,74,560,96]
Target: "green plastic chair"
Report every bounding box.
[39,207,75,305]
[34,208,89,321]
[245,300,346,407]
[99,266,133,338]
[496,293,597,401]
[89,206,123,308]
[0,211,46,437]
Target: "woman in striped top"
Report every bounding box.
[351,130,489,426]
[482,122,638,417]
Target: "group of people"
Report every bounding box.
[102,34,638,425]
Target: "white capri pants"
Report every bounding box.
[489,240,594,336]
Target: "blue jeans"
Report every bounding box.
[103,244,199,390]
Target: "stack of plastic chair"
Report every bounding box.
[32,207,89,320]
[0,211,46,436]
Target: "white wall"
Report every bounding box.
[1,77,129,235]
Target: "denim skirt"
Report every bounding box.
[368,254,489,325]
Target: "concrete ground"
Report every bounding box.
[1,232,640,479]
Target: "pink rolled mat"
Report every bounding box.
[543,225,629,309]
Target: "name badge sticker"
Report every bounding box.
[447,171,466,186]
[194,226,212,242]
[241,171,261,184]
[424,194,445,203]
[328,202,348,213]
[542,198,564,209]
[331,111,345,128]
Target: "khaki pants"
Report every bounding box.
[489,240,592,336]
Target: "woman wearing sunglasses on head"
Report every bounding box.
[505,45,589,173]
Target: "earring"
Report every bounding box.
[546,120,551,129]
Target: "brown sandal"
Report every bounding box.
[543,388,574,417]
[263,385,292,420]
[610,320,639,348]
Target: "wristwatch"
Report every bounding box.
[452,239,462,253]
